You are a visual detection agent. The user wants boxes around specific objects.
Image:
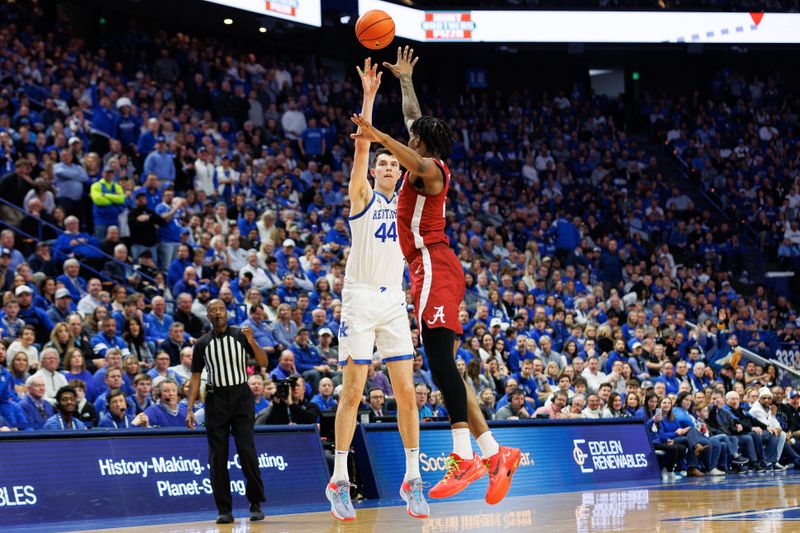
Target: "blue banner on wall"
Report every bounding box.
[353,419,660,500]
[0,426,329,526]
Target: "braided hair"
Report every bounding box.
[410,116,454,159]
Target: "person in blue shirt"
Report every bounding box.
[115,98,140,152]
[654,361,680,396]
[269,351,298,382]
[275,239,298,272]
[310,377,337,416]
[143,135,176,183]
[248,375,270,415]
[494,377,536,414]
[137,117,160,156]
[290,328,332,392]
[98,388,150,429]
[240,305,278,359]
[154,187,186,271]
[144,379,188,428]
[91,317,130,359]
[415,383,435,420]
[166,244,192,289]
[657,395,712,477]
[55,257,88,302]
[511,360,538,406]
[93,367,136,414]
[144,296,174,345]
[15,285,55,344]
[134,172,163,212]
[324,218,350,247]
[604,339,629,374]
[21,375,55,430]
[0,361,26,429]
[148,350,185,384]
[42,385,86,431]
[507,335,536,374]
[299,117,325,158]
[237,206,258,237]
[276,273,301,306]
[547,215,580,266]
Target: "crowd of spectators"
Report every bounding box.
[661,68,800,277]
[0,0,798,485]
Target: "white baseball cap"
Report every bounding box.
[282,238,296,248]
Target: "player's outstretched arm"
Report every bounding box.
[383,46,421,133]
[351,114,441,188]
[350,58,382,213]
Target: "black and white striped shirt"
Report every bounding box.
[191,327,254,388]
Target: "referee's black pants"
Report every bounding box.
[205,383,265,513]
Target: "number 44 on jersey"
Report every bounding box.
[374,221,397,242]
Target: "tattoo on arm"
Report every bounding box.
[399,75,422,130]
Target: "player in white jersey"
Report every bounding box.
[325,58,428,522]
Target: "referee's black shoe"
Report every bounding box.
[215,512,234,524]
[249,503,265,521]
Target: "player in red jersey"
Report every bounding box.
[351,46,521,504]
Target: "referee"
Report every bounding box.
[186,299,268,524]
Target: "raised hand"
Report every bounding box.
[357,57,382,97]
[350,114,383,143]
[383,45,419,79]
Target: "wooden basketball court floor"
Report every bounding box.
[63,472,800,533]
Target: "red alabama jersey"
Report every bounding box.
[396,158,451,261]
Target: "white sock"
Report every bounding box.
[331,450,349,483]
[477,431,500,459]
[404,448,421,481]
[452,428,473,459]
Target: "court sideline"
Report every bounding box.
[66,472,800,533]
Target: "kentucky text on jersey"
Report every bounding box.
[372,208,397,220]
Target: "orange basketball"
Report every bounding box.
[356,10,395,50]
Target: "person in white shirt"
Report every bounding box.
[581,394,605,419]
[33,348,68,400]
[215,156,240,198]
[784,221,800,246]
[580,356,606,394]
[8,325,41,370]
[193,147,217,197]
[77,278,104,317]
[281,99,307,141]
[226,234,249,273]
[749,386,787,462]
[169,347,195,384]
[239,250,271,290]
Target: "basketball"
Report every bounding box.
[355,9,395,49]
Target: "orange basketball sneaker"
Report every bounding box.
[483,445,522,504]
[428,453,487,499]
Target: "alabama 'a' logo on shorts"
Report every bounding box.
[427,306,446,325]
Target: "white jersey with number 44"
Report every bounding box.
[345,191,404,288]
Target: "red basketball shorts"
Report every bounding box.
[408,243,465,334]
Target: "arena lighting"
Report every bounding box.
[223,18,233,25]
[259,26,268,33]
[340,15,351,24]
[200,0,322,27]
